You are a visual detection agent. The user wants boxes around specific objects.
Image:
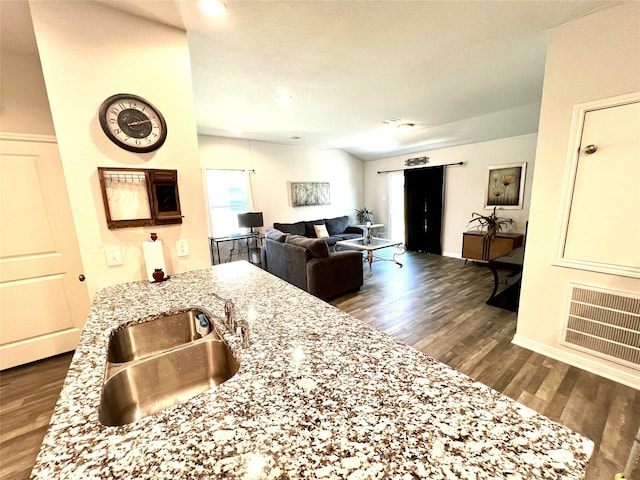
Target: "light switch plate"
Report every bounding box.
[176,239,189,257]
[105,246,123,266]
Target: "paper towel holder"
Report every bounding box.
[98,167,183,229]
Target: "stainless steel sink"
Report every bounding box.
[99,307,240,426]
[99,339,239,426]
[107,308,219,363]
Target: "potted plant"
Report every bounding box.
[355,207,374,224]
[467,207,515,238]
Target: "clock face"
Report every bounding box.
[99,94,167,153]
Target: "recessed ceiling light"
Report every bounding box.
[276,93,293,107]
[199,0,227,17]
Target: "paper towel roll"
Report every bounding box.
[143,240,167,282]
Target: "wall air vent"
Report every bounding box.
[561,284,640,370]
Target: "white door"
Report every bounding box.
[0,138,90,370]
[563,100,640,270]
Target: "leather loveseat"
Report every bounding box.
[273,215,364,249]
[261,228,363,300]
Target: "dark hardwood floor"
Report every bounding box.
[0,351,73,480]
[331,252,640,480]
[1,252,638,479]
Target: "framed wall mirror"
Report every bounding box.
[98,167,183,229]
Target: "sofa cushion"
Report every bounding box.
[286,234,330,258]
[325,215,349,236]
[265,228,287,242]
[337,232,363,241]
[274,221,306,236]
[323,236,341,247]
[313,224,330,238]
[304,220,325,237]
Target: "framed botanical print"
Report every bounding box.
[484,162,526,209]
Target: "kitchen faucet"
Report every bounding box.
[209,292,250,347]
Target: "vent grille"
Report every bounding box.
[562,284,640,369]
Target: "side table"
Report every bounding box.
[356,223,385,237]
[209,233,264,265]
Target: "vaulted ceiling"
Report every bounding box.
[2,0,620,160]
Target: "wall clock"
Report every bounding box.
[99,93,167,153]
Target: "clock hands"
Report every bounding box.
[127,119,152,127]
[100,93,167,152]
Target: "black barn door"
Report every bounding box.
[404,166,444,254]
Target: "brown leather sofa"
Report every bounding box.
[261,229,363,300]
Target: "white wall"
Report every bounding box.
[29,1,210,300]
[516,2,640,389]
[364,134,537,257]
[198,135,364,231]
[0,51,54,135]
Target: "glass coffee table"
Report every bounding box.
[335,237,405,275]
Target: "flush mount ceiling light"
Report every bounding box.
[199,0,227,17]
[397,123,416,132]
[381,119,419,132]
[381,117,401,126]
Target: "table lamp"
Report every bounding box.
[237,212,263,234]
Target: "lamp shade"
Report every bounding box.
[238,212,263,229]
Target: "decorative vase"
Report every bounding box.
[152,268,165,282]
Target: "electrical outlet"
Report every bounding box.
[105,246,123,266]
[176,239,189,257]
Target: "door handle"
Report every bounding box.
[79,274,86,282]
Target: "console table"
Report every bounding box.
[209,233,263,265]
[462,231,524,262]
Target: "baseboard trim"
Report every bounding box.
[512,334,640,390]
[0,328,79,370]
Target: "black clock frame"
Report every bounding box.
[98,93,167,153]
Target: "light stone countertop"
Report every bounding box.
[30,262,593,479]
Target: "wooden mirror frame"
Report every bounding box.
[98,167,183,229]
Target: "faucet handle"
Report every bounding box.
[236,319,250,348]
[224,299,236,332]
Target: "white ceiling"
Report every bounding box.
[2,0,620,160]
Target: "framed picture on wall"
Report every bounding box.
[291,182,330,207]
[484,162,526,209]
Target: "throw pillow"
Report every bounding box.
[314,224,330,238]
[325,215,349,236]
[265,229,287,242]
[286,235,330,258]
[304,221,324,237]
